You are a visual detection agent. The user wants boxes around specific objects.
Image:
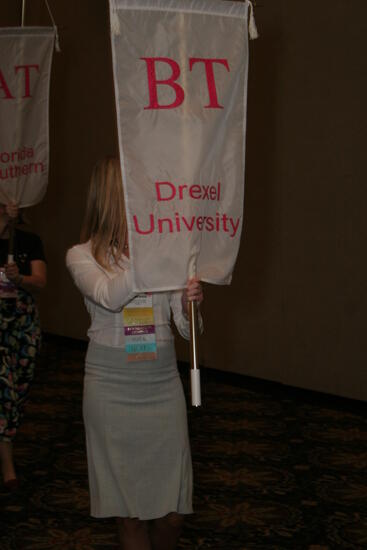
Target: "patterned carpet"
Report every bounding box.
[0,335,366,549]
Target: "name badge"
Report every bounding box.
[0,268,17,299]
[122,293,157,362]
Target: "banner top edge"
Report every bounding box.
[110,0,248,18]
[0,27,55,36]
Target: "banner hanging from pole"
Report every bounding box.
[110,0,252,292]
[0,27,55,207]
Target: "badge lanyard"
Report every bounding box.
[122,293,158,362]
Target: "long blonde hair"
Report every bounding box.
[81,157,127,270]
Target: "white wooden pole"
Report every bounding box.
[189,300,201,407]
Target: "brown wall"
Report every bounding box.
[1,1,366,400]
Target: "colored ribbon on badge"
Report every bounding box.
[122,293,157,362]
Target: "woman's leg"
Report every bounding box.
[0,347,17,483]
[149,512,184,550]
[0,440,16,482]
[0,332,38,483]
[116,518,151,550]
[2,303,41,484]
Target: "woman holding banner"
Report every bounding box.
[0,203,47,490]
[66,157,203,550]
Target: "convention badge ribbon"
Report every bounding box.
[123,293,158,362]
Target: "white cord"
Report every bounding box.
[248,1,259,40]
[44,0,61,52]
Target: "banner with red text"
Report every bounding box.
[0,27,55,207]
[110,0,250,291]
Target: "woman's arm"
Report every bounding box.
[66,246,135,312]
[3,204,47,293]
[171,278,204,340]
[4,259,47,293]
[181,278,204,317]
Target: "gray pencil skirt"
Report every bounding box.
[83,340,193,520]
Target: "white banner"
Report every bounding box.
[110,0,250,291]
[0,27,55,207]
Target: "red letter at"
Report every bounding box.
[189,58,230,109]
[141,57,184,109]
[15,64,39,98]
[0,69,14,99]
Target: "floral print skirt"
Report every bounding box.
[0,291,41,441]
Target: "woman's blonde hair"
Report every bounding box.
[81,157,127,270]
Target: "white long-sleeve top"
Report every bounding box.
[66,241,193,348]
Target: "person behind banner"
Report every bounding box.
[66,157,203,550]
[0,203,47,491]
